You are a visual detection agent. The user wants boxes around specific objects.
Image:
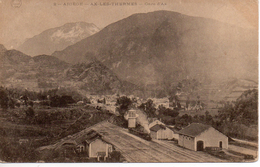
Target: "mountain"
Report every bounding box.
[0,47,138,95]
[0,44,7,53]
[63,61,140,95]
[52,10,258,95]
[17,22,100,56]
[0,49,69,90]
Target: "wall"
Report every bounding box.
[178,134,195,151]
[89,139,108,158]
[150,131,158,139]
[195,127,228,150]
[128,118,136,128]
[157,128,174,140]
[172,132,179,140]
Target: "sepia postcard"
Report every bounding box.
[0,0,258,163]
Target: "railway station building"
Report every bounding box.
[177,123,228,151]
[150,124,178,140]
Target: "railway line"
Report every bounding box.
[155,140,225,162]
[92,121,226,162]
[100,124,192,162]
[112,134,178,162]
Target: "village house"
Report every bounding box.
[177,123,228,151]
[150,97,170,109]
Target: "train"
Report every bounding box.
[128,128,152,141]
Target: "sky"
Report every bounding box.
[0,0,258,49]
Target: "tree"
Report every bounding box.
[25,107,35,118]
[138,99,156,117]
[158,105,179,117]
[158,105,167,115]
[205,111,213,124]
[175,114,192,127]
[116,96,133,117]
[21,95,28,106]
[234,89,258,125]
[0,87,9,110]
[8,97,15,109]
[218,101,235,122]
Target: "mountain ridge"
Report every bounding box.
[0,47,138,95]
[52,10,258,90]
[17,22,100,56]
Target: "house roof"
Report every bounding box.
[150,124,167,132]
[177,123,211,137]
[84,130,103,144]
[166,126,179,133]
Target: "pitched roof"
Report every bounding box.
[166,126,179,133]
[150,124,167,132]
[177,123,211,137]
[61,139,77,146]
[84,130,103,144]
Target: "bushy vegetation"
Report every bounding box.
[0,86,81,110]
[157,105,179,117]
[0,137,39,162]
[173,89,258,141]
[115,96,133,117]
[138,99,156,117]
[119,89,257,141]
[0,87,9,110]
[218,89,258,125]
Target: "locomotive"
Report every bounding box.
[128,128,152,141]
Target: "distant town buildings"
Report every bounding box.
[150,97,170,108]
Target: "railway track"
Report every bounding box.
[92,123,156,162]
[119,129,197,161]
[94,122,206,162]
[155,140,226,162]
[115,134,183,162]
[100,125,182,162]
[40,120,227,162]
[102,134,159,162]
[101,123,199,161]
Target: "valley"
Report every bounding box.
[0,7,258,163]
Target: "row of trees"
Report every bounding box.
[0,86,79,110]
